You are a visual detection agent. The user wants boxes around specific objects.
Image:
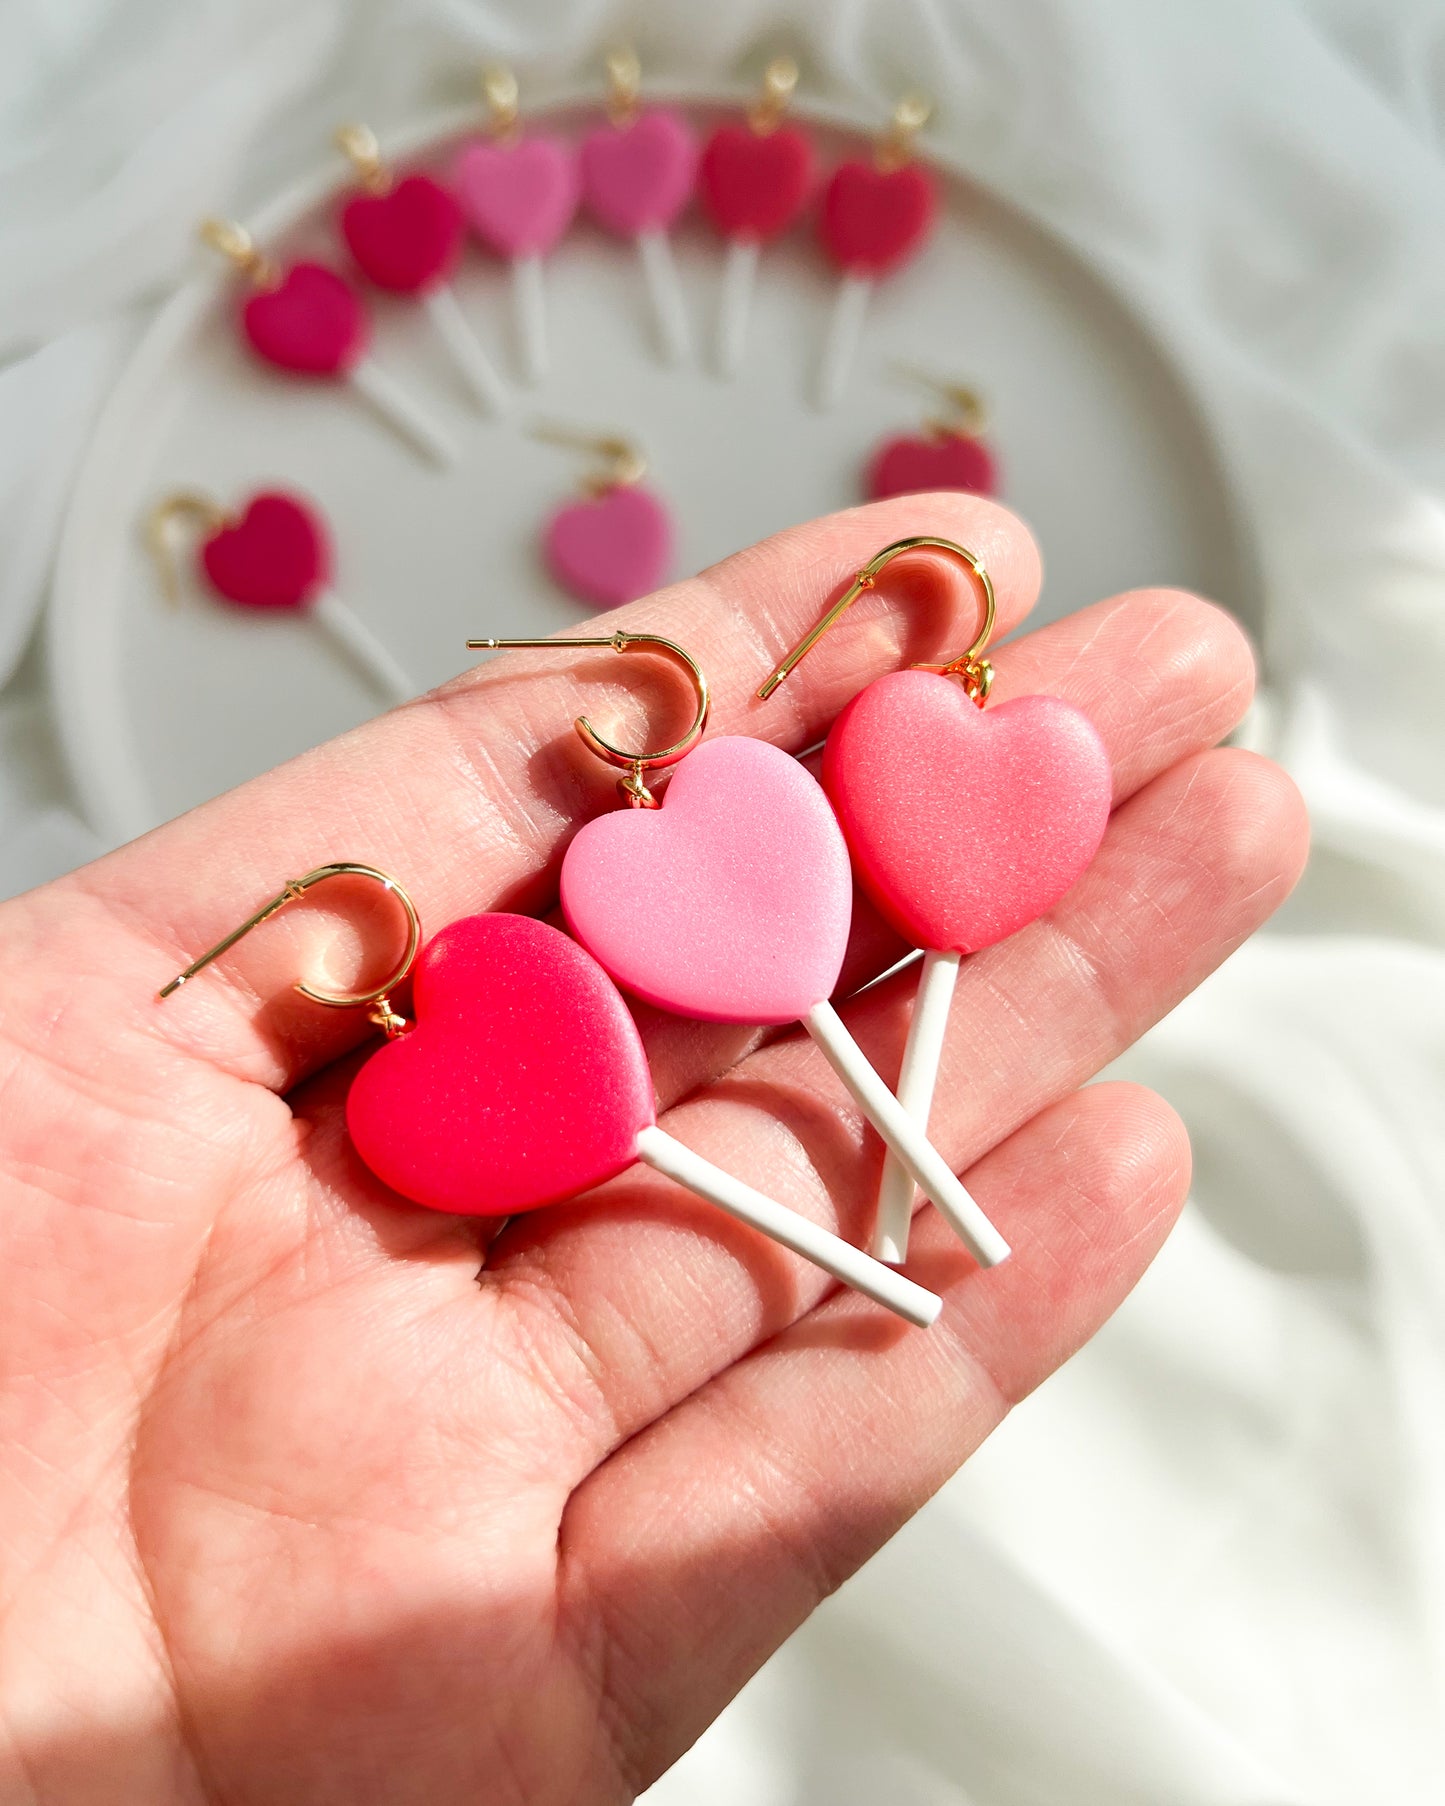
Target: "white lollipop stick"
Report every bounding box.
[715,238,760,378]
[637,227,691,364]
[310,589,414,706]
[348,358,456,466]
[872,949,961,1263]
[815,273,872,410]
[804,999,1008,1269]
[634,1125,941,1327]
[512,254,549,383]
[422,286,509,415]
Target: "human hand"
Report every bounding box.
[0,497,1305,1804]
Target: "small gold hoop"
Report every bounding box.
[756,535,996,705]
[876,91,931,172]
[749,56,799,134]
[334,123,390,194]
[145,491,229,602]
[158,862,422,1034]
[482,64,520,136]
[605,46,641,126]
[465,631,711,807]
[198,217,278,288]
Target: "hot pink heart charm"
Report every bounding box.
[454,134,580,257]
[560,737,854,1025]
[241,262,369,376]
[200,491,330,610]
[347,913,655,1216]
[340,173,463,293]
[824,672,1112,954]
[698,123,814,242]
[544,485,672,609]
[819,160,936,277]
[581,109,696,237]
[866,433,998,500]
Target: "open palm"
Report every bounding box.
[0,496,1304,1804]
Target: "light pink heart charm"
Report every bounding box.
[581,109,696,237]
[824,671,1113,954]
[543,485,672,609]
[454,133,580,258]
[560,736,854,1026]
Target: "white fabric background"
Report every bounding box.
[2,1,1443,1800]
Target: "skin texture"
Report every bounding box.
[0,495,1306,1804]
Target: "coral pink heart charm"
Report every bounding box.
[347,913,655,1215]
[581,110,697,237]
[340,174,463,293]
[866,434,998,501]
[698,124,814,242]
[824,672,1113,954]
[455,134,580,257]
[544,486,673,609]
[241,262,369,376]
[199,492,330,611]
[560,737,854,1025]
[819,161,936,277]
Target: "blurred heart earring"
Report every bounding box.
[334,124,508,415]
[698,55,814,377]
[865,369,999,500]
[145,488,414,705]
[581,47,697,364]
[758,537,1112,1263]
[199,217,455,465]
[465,630,1009,1272]
[533,425,674,609]
[454,66,580,384]
[160,862,939,1325]
[815,93,937,409]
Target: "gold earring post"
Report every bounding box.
[466,631,710,806]
[756,534,996,705]
[530,422,647,492]
[890,362,989,438]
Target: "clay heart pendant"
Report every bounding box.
[200,491,330,610]
[819,161,936,278]
[824,672,1113,954]
[241,262,369,376]
[698,124,814,242]
[544,486,672,609]
[560,736,854,1025]
[347,913,656,1216]
[866,433,998,501]
[340,174,463,294]
[454,134,580,257]
[581,109,697,237]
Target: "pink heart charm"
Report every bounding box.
[454,133,580,258]
[340,173,463,293]
[823,672,1113,954]
[240,262,369,377]
[560,736,854,1026]
[543,485,672,609]
[347,913,655,1216]
[865,433,998,501]
[200,491,330,611]
[581,109,696,237]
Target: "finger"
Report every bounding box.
[637,586,1256,1111]
[485,749,1307,1482]
[18,494,1040,1091]
[556,1082,1192,1797]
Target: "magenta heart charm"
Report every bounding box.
[543,486,673,609]
[454,134,580,258]
[240,262,369,377]
[581,109,696,237]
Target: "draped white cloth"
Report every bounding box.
[2,1,1442,1799]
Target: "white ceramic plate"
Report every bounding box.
[50,94,1257,843]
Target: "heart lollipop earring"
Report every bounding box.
[466,631,1010,1271]
[533,425,674,609]
[865,369,999,501]
[334,124,508,416]
[698,56,814,377]
[454,66,580,384]
[199,217,455,466]
[816,93,937,409]
[581,47,697,364]
[160,864,940,1326]
[758,537,1113,1262]
[145,489,414,704]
